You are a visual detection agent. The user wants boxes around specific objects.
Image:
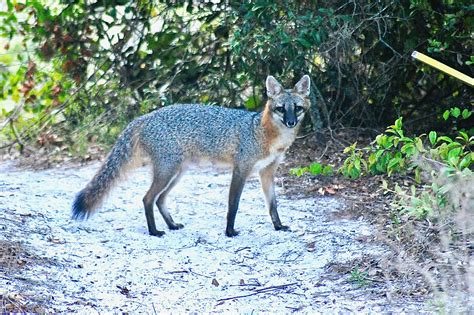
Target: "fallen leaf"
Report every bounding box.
[48,237,65,244]
[211,278,220,287]
[117,285,131,298]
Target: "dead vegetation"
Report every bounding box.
[0,240,45,313]
[0,240,30,270]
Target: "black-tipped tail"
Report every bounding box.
[70,119,143,220]
[72,189,90,220]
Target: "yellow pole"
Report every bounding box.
[411,51,474,87]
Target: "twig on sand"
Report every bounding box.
[216,282,298,302]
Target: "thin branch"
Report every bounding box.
[216,282,298,302]
[0,102,23,132]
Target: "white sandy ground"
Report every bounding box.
[0,161,429,313]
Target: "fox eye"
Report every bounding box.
[295,105,304,113]
[275,107,285,113]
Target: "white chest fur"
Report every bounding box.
[252,127,296,173]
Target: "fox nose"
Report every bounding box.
[286,120,297,128]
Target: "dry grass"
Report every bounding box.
[0,241,26,270]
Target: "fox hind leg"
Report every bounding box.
[143,180,166,237]
[143,160,182,236]
[156,170,184,230]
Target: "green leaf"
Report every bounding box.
[354,157,361,170]
[394,117,403,130]
[448,155,459,166]
[309,162,322,175]
[244,95,260,110]
[383,139,394,149]
[401,143,415,156]
[296,38,311,48]
[451,107,461,118]
[415,138,424,152]
[429,131,437,146]
[349,167,361,179]
[393,137,400,147]
[387,157,401,171]
[322,165,333,176]
[459,154,472,169]
[448,147,462,160]
[442,110,450,120]
[399,136,413,143]
[437,136,453,144]
[462,109,472,119]
[289,167,309,177]
[375,134,385,146]
[368,153,376,165]
[343,142,357,153]
[457,131,469,142]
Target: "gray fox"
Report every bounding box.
[72,75,311,237]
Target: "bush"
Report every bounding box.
[1,1,472,150]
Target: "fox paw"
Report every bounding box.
[225,229,239,237]
[149,230,166,237]
[169,223,184,230]
[275,225,290,231]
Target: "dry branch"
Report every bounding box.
[216,282,298,302]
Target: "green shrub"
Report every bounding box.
[339,116,473,181]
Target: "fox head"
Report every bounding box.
[265,75,311,129]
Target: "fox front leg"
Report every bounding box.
[259,162,289,231]
[226,167,250,237]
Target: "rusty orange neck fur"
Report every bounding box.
[261,100,281,154]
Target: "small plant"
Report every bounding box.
[349,268,371,287]
[289,162,333,177]
[339,118,424,180]
[340,142,364,179]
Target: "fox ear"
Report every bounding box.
[294,75,311,97]
[266,75,284,98]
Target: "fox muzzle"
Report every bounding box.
[283,110,298,128]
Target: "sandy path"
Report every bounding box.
[0,161,425,312]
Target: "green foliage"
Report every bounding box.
[289,162,333,177]
[349,268,371,287]
[339,113,473,220]
[340,118,422,179]
[340,143,364,179]
[443,107,472,121]
[1,1,472,150]
[339,117,473,181]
